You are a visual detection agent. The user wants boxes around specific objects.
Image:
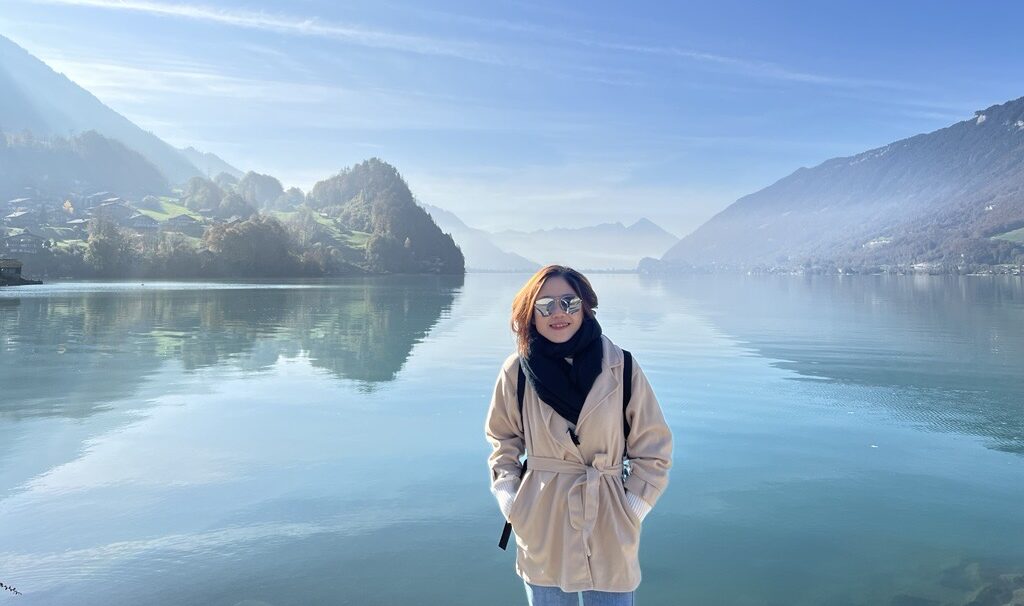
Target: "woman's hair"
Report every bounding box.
[510,264,599,356]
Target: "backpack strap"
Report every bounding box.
[517,360,526,417]
[622,349,633,456]
[499,359,528,551]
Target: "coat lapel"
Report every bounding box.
[575,336,622,429]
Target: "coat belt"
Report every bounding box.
[526,456,623,545]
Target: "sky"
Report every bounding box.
[2,0,1024,237]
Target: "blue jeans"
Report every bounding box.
[524,581,635,606]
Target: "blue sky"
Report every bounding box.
[2,0,1024,236]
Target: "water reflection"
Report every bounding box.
[647,274,1024,454]
[0,275,464,419]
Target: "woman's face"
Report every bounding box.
[533,275,583,344]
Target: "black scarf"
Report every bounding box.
[521,315,604,426]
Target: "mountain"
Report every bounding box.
[659,96,1024,272]
[1,129,168,197]
[490,219,678,270]
[419,203,539,271]
[179,147,243,179]
[0,34,201,185]
[308,159,464,274]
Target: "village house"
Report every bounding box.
[6,197,32,210]
[66,218,90,236]
[4,210,38,229]
[126,213,159,233]
[83,192,113,209]
[163,213,203,235]
[3,232,46,255]
[0,258,23,278]
[89,200,136,223]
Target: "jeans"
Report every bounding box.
[524,581,635,606]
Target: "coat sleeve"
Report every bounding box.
[623,358,673,510]
[484,357,525,495]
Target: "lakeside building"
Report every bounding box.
[0,258,22,278]
[2,232,46,255]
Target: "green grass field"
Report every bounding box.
[991,227,1024,243]
[135,199,201,222]
[268,209,371,249]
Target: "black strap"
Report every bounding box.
[623,349,632,452]
[499,351,634,550]
[499,362,529,550]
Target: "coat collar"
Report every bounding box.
[574,335,622,428]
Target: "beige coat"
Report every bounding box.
[485,335,673,592]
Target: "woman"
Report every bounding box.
[485,265,673,605]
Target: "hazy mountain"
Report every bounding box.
[419,203,539,271]
[0,34,201,185]
[1,129,168,197]
[179,146,243,179]
[659,96,1024,271]
[489,218,678,270]
[308,159,464,274]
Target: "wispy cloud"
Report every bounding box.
[29,0,500,63]
[26,0,913,92]
[398,5,913,91]
[575,41,913,91]
[43,56,357,104]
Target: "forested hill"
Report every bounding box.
[658,95,1024,272]
[308,159,464,274]
[1,130,168,196]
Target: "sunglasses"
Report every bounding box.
[534,294,583,317]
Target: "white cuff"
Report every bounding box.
[624,490,652,522]
[493,476,520,520]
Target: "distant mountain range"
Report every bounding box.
[656,96,1024,272]
[0,35,238,188]
[420,203,678,271]
[420,203,538,271]
[491,218,678,270]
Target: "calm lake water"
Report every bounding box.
[1,274,1022,606]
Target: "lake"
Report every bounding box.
[1,274,1022,605]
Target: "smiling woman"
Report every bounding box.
[485,264,674,605]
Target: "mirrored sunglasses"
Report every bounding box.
[534,294,582,317]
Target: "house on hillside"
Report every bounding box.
[126,213,159,233]
[6,197,32,210]
[164,213,203,236]
[84,192,112,208]
[89,201,135,223]
[66,218,90,237]
[3,232,46,255]
[4,210,38,229]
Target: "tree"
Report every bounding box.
[217,193,257,219]
[203,215,297,276]
[181,177,224,211]
[213,172,239,191]
[237,172,284,209]
[270,186,305,210]
[84,217,134,276]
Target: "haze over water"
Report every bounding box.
[1,274,1022,605]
